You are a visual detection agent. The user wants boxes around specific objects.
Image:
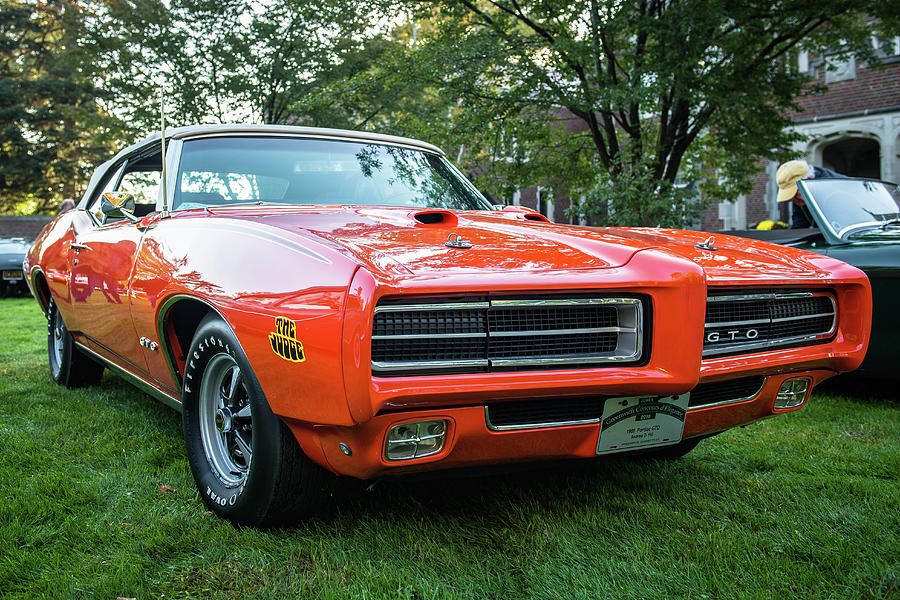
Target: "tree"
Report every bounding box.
[94,0,381,132]
[392,0,899,226]
[0,0,117,214]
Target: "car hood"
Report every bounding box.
[207,207,841,283]
[596,228,839,283]
[225,207,650,277]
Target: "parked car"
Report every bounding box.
[24,125,872,526]
[730,178,897,378]
[0,236,32,296]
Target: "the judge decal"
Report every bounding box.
[269,316,306,363]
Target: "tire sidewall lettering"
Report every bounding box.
[185,320,260,520]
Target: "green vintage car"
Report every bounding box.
[732,178,898,378]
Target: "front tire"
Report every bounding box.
[47,299,104,388]
[182,315,330,527]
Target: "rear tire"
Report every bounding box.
[182,314,331,527]
[47,299,104,388]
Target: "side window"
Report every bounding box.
[119,169,161,215]
[87,163,125,224]
[86,149,163,225]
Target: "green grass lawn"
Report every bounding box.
[0,297,898,599]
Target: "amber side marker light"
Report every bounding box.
[385,420,448,461]
[775,378,811,409]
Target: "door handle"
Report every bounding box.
[70,242,91,251]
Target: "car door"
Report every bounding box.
[69,151,162,375]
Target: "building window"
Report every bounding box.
[871,35,900,58]
[824,55,855,83]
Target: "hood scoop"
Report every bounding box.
[412,210,458,227]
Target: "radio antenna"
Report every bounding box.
[160,88,169,218]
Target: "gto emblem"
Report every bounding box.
[707,329,759,343]
[269,316,306,363]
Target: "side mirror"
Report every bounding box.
[101,192,139,223]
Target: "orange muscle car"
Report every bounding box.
[25,125,871,526]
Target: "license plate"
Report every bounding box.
[596,394,690,455]
[2,270,23,281]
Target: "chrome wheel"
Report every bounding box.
[51,310,64,369]
[198,353,253,486]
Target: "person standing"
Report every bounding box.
[776,160,816,228]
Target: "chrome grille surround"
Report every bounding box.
[703,290,837,358]
[372,296,644,375]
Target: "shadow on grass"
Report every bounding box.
[816,374,899,403]
[304,450,716,532]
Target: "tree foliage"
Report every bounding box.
[93,0,384,132]
[392,0,899,226]
[0,0,116,214]
[4,0,897,221]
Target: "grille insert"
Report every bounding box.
[687,376,766,409]
[484,377,767,430]
[372,296,644,375]
[703,290,836,358]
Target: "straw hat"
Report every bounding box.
[776,160,813,202]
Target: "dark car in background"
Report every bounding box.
[0,237,32,296]
[732,178,899,378]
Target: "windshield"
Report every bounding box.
[802,179,900,238]
[173,136,492,211]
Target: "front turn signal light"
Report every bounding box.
[775,378,811,409]
[384,420,448,461]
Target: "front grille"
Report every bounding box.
[484,377,766,430]
[688,376,765,408]
[703,290,836,358]
[371,295,645,375]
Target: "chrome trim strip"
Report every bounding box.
[386,433,445,446]
[771,311,836,323]
[374,302,490,313]
[706,291,815,302]
[74,341,183,412]
[490,297,642,307]
[686,378,767,411]
[490,353,640,367]
[490,326,634,337]
[485,406,600,431]
[372,332,487,340]
[372,359,489,371]
[705,311,835,328]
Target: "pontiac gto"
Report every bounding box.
[24,125,872,526]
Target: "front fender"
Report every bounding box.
[130,214,361,426]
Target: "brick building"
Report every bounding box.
[0,216,52,239]
[703,37,900,231]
